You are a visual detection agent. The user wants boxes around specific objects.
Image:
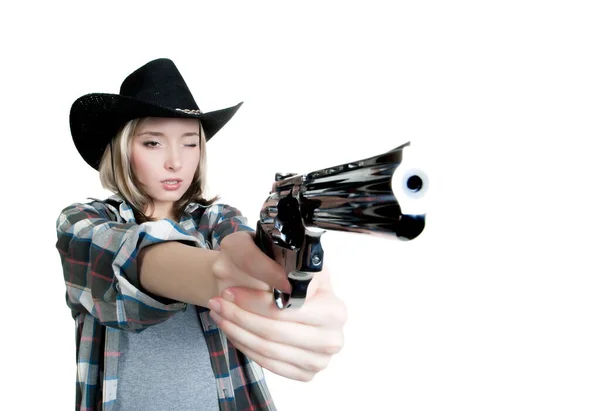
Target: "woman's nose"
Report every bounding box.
[165,148,182,171]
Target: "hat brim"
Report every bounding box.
[69,93,243,170]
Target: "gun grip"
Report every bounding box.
[255,222,323,309]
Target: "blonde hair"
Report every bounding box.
[98,118,219,222]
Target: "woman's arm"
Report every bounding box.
[140,203,292,307]
[57,200,290,332]
[56,200,204,332]
[137,241,219,308]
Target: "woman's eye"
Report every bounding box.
[143,141,160,148]
[185,143,198,147]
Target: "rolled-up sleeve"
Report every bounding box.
[201,204,255,249]
[56,201,202,332]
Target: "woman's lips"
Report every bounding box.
[161,179,182,191]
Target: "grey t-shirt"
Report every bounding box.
[114,305,219,410]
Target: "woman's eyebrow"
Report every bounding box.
[137,131,163,137]
[136,131,200,137]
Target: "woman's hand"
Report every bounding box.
[207,267,347,382]
[212,231,291,297]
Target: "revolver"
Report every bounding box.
[255,142,428,309]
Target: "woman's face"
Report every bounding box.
[130,117,201,211]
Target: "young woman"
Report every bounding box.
[56,58,347,410]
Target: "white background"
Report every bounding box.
[1,1,599,410]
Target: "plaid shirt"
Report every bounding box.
[55,194,277,411]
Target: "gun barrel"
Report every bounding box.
[300,142,427,240]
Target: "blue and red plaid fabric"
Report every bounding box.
[56,195,276,410]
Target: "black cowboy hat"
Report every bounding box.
[69,58,243,170]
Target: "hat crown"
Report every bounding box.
[119,58,200,111]
[70,57,243,170]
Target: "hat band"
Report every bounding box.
[175,108,203,114]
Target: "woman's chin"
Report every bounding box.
[150,190,184,203]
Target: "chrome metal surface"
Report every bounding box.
[256,142,428,309]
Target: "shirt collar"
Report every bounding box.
[106,193,204,223]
